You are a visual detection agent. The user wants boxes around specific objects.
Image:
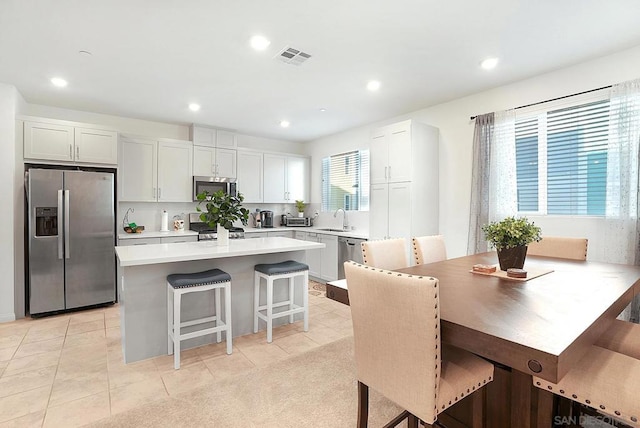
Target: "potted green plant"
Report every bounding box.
[481,216,542,271]
[196,190,249,245]
[295,200,306,218]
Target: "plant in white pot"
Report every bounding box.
[295,200,306,218]
[481,216,542,271]
[196,190,249,246]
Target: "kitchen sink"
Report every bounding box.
[316,228,346,232]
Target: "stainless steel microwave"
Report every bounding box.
[193,176,237,201]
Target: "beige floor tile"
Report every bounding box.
[0,410,44,428]
[312,310,351,328]
[106,346,124,365]
[105,317,120,328]
[0,348,16,363]
[271,322,303,340]
[109,377,168,415]
[13,337,64,359]
[152,347,201,373]
[67,319,105,336]
[0,366,56,398]
[160,361,215,396]
[237,342,289,367]
[103,305,119,318]
[22,324,68,345]
[2,350,60,376]
[303,324,345,345]
[202,351,255,381]
[43,391,110,428]
[105,327,121,349]
[273,332,321,356]
[49,370,109,407]
[60,341,107,362]
[309,303,331,316]
[0,386,50,424]
[68,310,105,325]
[194,341,232,360]
[108,359,160,389]
[233,332,268,347]
[0,335,23,351]
[55,358,107,381]
[0,324,29,338]
[63,329,106,349]
[23,317,69,333]
[0,361,7,377]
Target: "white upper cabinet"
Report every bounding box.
[119,137,192,202]
[74,128,118,165]
[191,125,237,178]
[263,153,309,203]
[370,121,412,184]
[24,120,117,165]
[237,150,263,203]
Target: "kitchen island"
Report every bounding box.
[115,237,324,363]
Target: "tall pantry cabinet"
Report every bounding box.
[369,120,439,242]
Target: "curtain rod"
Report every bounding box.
[469,85,613,120]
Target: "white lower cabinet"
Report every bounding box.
[160,236,198,244]
[319,234,338,281]
[303,232,323,279]
[244,232,263,239]
[267,231,294,238]
[118,235,198,246]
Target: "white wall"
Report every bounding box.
[306,44,640,260]
[1,83,18,322]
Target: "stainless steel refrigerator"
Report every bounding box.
[27,168,116,315]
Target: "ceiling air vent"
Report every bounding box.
[275,46,312,66]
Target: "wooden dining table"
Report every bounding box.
[394,252,640,428]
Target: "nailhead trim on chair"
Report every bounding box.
[535,380,638,426]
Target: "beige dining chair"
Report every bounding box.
[595,319,640,359]
[412,235,447,265]
[527,236,588,260]
[344,262,494,428]
[361,238,409,270]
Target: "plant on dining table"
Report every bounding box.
[481,216,542,250]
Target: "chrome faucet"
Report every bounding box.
[334,208,349,231]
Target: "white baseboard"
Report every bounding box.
[0,313,16,323]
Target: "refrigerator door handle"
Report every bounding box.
[57,189,64,259]
[64,189,70,259]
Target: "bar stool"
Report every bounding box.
[167,268,232,369]
[254,260,309,343]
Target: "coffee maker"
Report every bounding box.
[260,210,274,228]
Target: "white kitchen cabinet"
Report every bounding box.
[118,235,198,246]
[191,126,238,149]
[119,137,192,202]
[369,120,439,247]
[118,237,160,246]
[244,232,263,239]
[267,231,294,238]
[263,153,309,203]
[193,146,236,178]
[370,121,413,184]
[303,232,323,279]
[237,150,263,203]
[160,236,198,244]
[24,120,117,165]
[319,234,338,281]
[216,130,237,149]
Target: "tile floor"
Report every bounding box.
[0,289,352,427]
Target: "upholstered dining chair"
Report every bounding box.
[412,235,447,265]
[527,236,588,260]
[361,238,409,270]
[344,262,494,428]
[595,319,640,359]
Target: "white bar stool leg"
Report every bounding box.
[253,272,260,334]
[288,276,295,324]
[225,281,232,355]
[215,287,222,343]
[303,270,309,332]
[267,277,273,343]
[173,289,181,370]
[167,284,173,355]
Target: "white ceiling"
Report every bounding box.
[2,0,640,142]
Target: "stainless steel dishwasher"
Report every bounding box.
[338,236,366,279]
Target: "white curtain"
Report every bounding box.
[488,110,517,222]
[605,79,640,322]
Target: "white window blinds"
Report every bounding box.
[515,98,609,215]
[321,150,370,212]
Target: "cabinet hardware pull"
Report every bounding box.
[153,187,156,199]
[64,190,70,259]
[158,188,162,199]
[76,146,79,159]
[69,144,73,159]
[384,166,387,179]
[57,190,63,259]
[388,166,391,178]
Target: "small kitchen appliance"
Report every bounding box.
[260,210,274,228]
[283,216,312,227]
[192,176,237,202]
[188,213,245,241]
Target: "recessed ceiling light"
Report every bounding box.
[367,80,381,91]
[480,57,499,70]
[50,77,68,88]
[280,120,290,128]
[250,35,271,51]
[188,103,201,112]
[319,108,327,112]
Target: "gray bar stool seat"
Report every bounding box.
[254,260,309,342]
[167,268,232,369]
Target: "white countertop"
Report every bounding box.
[244,226,368,240]
[118,230,199,240]
[115,236,325,267]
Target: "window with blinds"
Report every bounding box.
[515,99,609,216]
[321,150,370,212]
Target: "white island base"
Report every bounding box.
[115,237,324,363]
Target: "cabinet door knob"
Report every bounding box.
[384,166,387,179]
[69,144,73,159]
[76,146,79,159]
